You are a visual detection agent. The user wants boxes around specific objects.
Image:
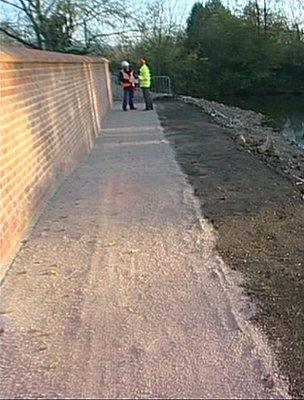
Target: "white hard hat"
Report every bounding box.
[121,60,129,68]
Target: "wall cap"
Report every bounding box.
[0,46,109,64]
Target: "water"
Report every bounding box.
[213,94,304,149]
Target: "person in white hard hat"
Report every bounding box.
[119,61,137,111]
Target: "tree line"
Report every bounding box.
[111,0,304,97]
[1,0,303,96]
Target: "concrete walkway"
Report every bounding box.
[0,104,288,398]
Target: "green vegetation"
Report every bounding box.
[1,0,303,96]
[178,0,304,96]
[109,0,304,97]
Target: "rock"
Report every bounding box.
[272,148,282,158]
[234,134,246,147]
[257,139,271,154]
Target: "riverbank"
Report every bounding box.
[211,93,304,143]
[180,96,304,194]
[156,100,304,398]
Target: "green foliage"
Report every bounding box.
[41,1,76,51]
[4,0,301,97]
[180,1,304,96]
[112,0,304,97]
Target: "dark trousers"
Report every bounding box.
[123,88,135,110]
[142,87,153,110]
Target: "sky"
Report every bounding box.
[1,0,302,23]
[1,0,303,44]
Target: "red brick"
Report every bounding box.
[0,46,112,276]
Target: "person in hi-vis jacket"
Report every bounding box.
[138,58,153,111]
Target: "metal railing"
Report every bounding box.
[150,76,172,96]
[111,75,172,102]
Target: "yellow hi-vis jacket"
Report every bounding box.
[139,64,151,88]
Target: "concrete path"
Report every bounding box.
[0,104,288,398]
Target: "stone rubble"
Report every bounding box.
[179,95,304,195]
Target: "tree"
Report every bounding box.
[175,0,304,97]
[0,0,137,53]
[186,0,226,49]
[106,0,303,97]
[109,0,186,76]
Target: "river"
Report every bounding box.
[213,94,304,149]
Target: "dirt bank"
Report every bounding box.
[156,100,304,398]
[180,96,304,194]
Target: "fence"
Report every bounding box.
[112,75,172,102]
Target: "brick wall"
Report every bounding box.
[0,47,113,278]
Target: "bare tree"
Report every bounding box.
[0,0,139,52]
[287,0,304,32]
[242,0,294,35]
[133,0,186,40]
